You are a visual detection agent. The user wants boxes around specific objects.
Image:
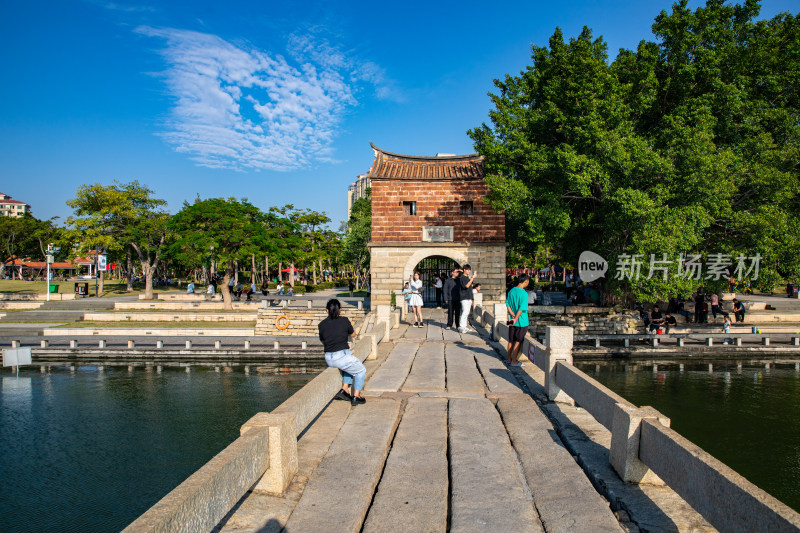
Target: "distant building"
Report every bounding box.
[0,193,31,218]
[347,174,371,218]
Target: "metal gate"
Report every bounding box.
[412,256,460,307]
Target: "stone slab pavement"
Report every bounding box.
[401,342,445,393]
[213,308,714,532]
[364,342,418,392]
[445,343,486,394]
[362,397,448,533]
[282,398,401,533]
[497,395,622,533]
[449,397,542,533]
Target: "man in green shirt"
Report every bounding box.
[505,274,530,367]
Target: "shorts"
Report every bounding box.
[509,325,527,343]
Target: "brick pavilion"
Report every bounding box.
[367,143,506,307]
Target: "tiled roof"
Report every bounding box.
[367,142,484,180]
[0,199,28,205]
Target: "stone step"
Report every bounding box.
[283,399,401,533]
[496,396,623,533]
[362,397,448,533]
[473,348,525,394]
[364,342,418,392]
[401,342,445,393]
[449,398,542,532]
[445,344,485,394]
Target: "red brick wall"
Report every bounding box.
[371,178,505,242]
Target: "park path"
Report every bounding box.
[219,309,624,533]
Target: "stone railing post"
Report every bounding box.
[472,293,484,323]
[492,303,507,341]
[543,326,574,404]
[240,412,298,494]
[609,404,671,484]
[376,305,391,342]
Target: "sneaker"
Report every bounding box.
[334,389,352,401]
[351,395,366,406]
[458,328,467,334]
[723,341,729,345]
[510,362,524,367]
[413,322,419,328]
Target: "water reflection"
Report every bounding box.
[580,359,800,513]
[0,362,320,532]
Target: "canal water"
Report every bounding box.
[0,363,322,533]
[577,359,800,513]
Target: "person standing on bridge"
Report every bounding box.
[444,267,460,329]
[319,299,366,406]
[409,272,424,327]
[505,274,530,366]
[458,264,477,333]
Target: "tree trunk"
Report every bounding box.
[144,263,155,299]
[278,262,282,283]
[264,256,269,285]
[220,263,233,310]
[98,270,105,296]
[211,258,216,277]
[251,254,256,285]
[289,261,295,286]
[126,248,133,291]
[234,261,238,284]
[319,258,324,282]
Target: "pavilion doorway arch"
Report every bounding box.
[411,256,460,307]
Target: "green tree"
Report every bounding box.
[469,0,800,301]
[0,214,63,280]
[67,181,167,297]
[169,198,269,309]
[342,190,371,288]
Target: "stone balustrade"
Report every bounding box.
[123,310,392,532]
[486,321,800,531]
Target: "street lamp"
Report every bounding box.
[46,244,60,302]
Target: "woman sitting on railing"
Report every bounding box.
[319,298,366,406]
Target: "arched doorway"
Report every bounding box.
[412,256,460,307]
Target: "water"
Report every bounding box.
[577,360,800,512]
[0,363,321,532]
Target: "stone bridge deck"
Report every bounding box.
[216,309,699,533]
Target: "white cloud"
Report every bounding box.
[138,27,390,171]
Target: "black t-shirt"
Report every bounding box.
[318,317,354,353]
[458,275,473,301]
[651,310,663,321]
[664,315,677,325]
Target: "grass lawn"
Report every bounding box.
[335,290,369,297]
[56,320,256,329]
[0,279,194,297]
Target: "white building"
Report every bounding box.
[347,174,371,218]
[0,193,31,218]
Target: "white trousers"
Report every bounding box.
[459,299,472,330]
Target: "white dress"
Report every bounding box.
[409,279,424,307]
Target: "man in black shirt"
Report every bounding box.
[444,267,461,329]
[458,264,477,333]
[649,305,665,333]
[663,312,677,334]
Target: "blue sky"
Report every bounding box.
[2,0,797,230]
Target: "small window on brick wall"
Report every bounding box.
[402,201,417,216]
[460,200,474,215]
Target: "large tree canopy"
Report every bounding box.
[469,0,799,301]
